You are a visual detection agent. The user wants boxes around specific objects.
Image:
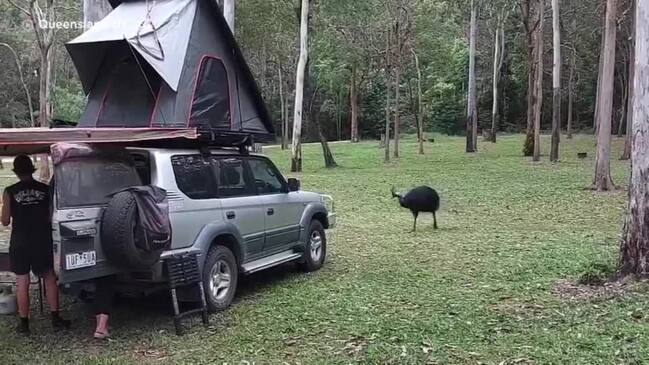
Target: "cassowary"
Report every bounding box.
[391,186,440,231]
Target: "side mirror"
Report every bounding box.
[287,178,300,192]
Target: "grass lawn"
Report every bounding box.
[0,134,647,365]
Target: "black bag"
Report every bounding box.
[119,186,172,251]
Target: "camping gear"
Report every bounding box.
[101,186,172,269]
[66,0,274,143]
[0,285,17,315]
[165,252,208,335]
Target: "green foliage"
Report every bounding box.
[578,261,617,286]
[52,85,85,123]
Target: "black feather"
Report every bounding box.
[392,186,440,231]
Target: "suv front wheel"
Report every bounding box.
[301,220,327,272]
[203,245,238,312]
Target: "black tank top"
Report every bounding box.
[5,179,52,242]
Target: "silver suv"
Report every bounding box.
[52,146,335,311]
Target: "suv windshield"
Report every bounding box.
[55,158,142,208]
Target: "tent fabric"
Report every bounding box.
[66,0,274,141]
[68,0,196,92]
[96,53,161,127]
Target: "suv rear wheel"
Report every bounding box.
[301,220,327,272]
[203,245,238,312]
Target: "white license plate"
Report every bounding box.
[65,251,97,270]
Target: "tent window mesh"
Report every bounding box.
[190,57,230,128]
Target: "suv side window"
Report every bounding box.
[212,157,256,198]
[247,158,286,195]
[171,155,217,199]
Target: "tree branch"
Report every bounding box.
[7,0,30,16]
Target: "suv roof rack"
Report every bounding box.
[135,127,270,153]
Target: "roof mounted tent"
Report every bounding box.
[66,0,274,144]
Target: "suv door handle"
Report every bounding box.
[226,211,236,220]
[267,208,274,216]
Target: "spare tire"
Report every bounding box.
[101,191,163,269]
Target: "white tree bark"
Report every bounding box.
[413,49,424,154]
[223,0,235,34]
[550,0,561,162]
[278,65,286,150]
[622,0,636,161]
[466,0,478,153]
[83,0,112,26]
[620,0,649,274]
[291,0,310,172]
[594,0,617,191]
[490,14,505,143]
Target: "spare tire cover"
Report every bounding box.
[101,191,164,269]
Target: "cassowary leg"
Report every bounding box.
[433,212,438,230]
[412,212,419,232]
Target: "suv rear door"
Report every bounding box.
[246,157,303,254]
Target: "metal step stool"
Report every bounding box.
[165,252,209,335]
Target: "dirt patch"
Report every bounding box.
[551,278,646,301]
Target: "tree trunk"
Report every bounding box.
[524,44,536,155]
[223,0,235,33]
[550,0,561,162]
[413,49,424,155]
[0,43,34,127]
[316,111,337,168]
[619,0,649,274]
[384,28,392,162]
[466,0,478,153]
[622,1,635,161]
[83,0,112,26]
[522,0,537,156]
[38,49,52,129]
[617,56,628,138]
[593,0,617,191]
[567,48,575,139]
[393,17,402,159]
[279,66,287,150]
[594,14,606,134]
[524,46,536,155]
[532,0,544,162]
[291,0,310,173]
[490,18,505,143]
[350,64,360,143]
[284,83,291,150]
[336,89,343,141]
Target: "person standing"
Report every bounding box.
[1,155,71,335]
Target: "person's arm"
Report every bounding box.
[1,191,11,227]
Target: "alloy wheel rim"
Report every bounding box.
[310,231,323,262]
[209,259,232,301]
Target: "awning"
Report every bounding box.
[67,0,196,93]
[0,127,198,156]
